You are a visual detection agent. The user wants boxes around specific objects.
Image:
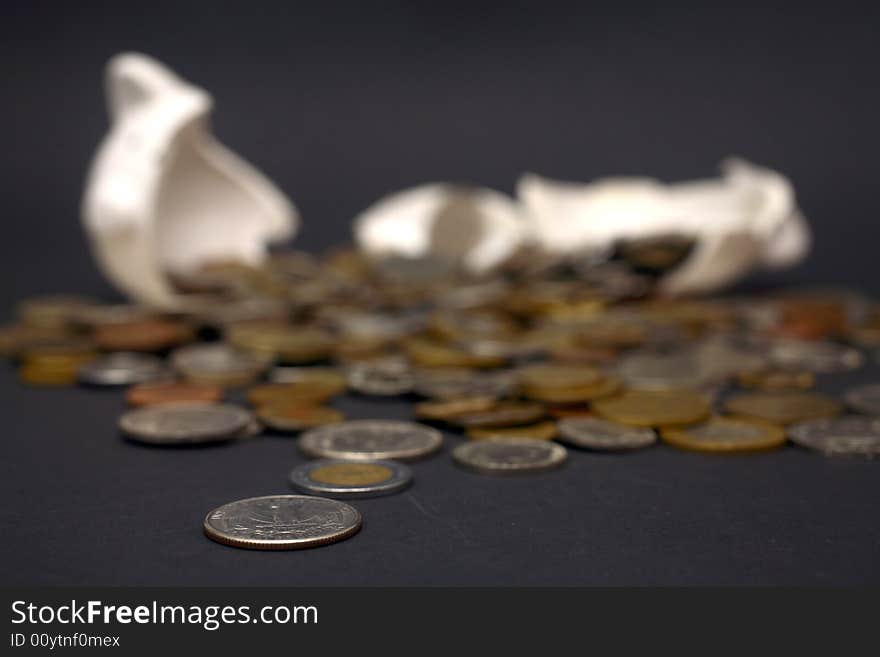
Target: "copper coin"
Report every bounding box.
[126,381,224,407]
[95,319,193,352]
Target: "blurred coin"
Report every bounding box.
[299,420,443,461]
[78,352,169,386]
[546,404,594,419]
[227,323,334,363]
[413,368,516,400]
[119,402,253,445]
[452,438,567,474]
[203,495,361,550]
[843,384,880,416]
[247,381,343,406]
[94,319,193,352]
[723,391,842,425]
[269,366,346,387]
[467,421,558,441]
[787,416,880,457]
[557,417,656,451]
[660,417,785,453]
[519,363,603,390]
[522,376,621,404]
[0,324,74,358]
[452,401,546,428]
[415,397,498,421]
[767,339,863,373]
[737,368,815,392]
[404,337,505,369]
[171,343,268,387]
[593,389,711,428]
[347,359,414,396]
[70,304,155,328]
[289,459,412,498]
[17,295,98,328]
[126,381,224,407]
[257,402,343,432]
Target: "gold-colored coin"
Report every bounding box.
[404,337,505,369]
[415,397,498,421]
[227,323,335,363]
[523,376,621,404]
[247,381,344,406]
[0,324,73,358]
[593,389,711,427]
[660,416,785,453]
[17,295,97,328]
[452,401,546,428]
[519,364,603,390]
[256,402,344,432]
[308,462,394,486]
[737,369,815,392]
[723,391,842,425]
[467,421,558,441]
[18,363,82,386]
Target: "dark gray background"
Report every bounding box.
[1,1,878,585]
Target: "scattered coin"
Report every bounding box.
[767,339,864,373]
[593,389,711,427]
[17,295,98,328]
[452,438,567,474]
[77,352,169,386]
[737,368,815,392]
[557,417,656,451]
[723,391,842,425]
[452,401,546,428]
[415,397,498,421]
[119,403,253,445]
[466,421,558,441]
[94,319,193,352]
[347,359,414,396]
[788,416,880,457]
[289,459,412,498]
[247,381,338,406]
[203,495,362,549]
[299,420,443,461]
[171,343,269,387]
[660,417,785,453]
[843,384,880,416]
[125,381,224,407]
[413,368,517,400]
[257,402,344,432]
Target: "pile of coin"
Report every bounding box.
[4,244,880,549]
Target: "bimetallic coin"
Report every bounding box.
[125,381,224,407]
[119,403,253,445]
[661,417,785,453]
[843,384,880,416]
[299,420,443,461]
[723,391,842,425]
[788,416,880,457]
[203,495,361,550]
[467,421,558,441]
[289,459,412,498]
[171,343,268,387]
[452,438,567,474]
[557,417,656,451]
[257,403,344,432]
[77,352,169,386]
[593,389,711,428]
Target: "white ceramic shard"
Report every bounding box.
[353,184,526,274]
[517,159,810,295]
[82,52,298,309]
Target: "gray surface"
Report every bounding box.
[1,1,880,585]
